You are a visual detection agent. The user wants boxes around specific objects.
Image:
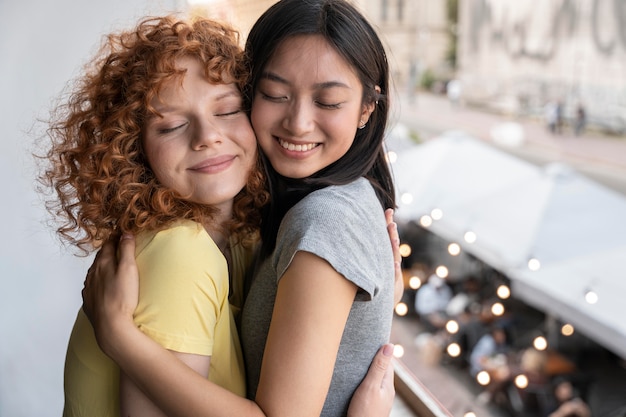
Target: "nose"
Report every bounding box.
[282,100,314,137]
[191,119,222,150]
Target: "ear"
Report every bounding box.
[358,85,381,127]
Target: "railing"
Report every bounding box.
[394,360,453,417]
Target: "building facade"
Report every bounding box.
[190,0,453,97]
[457,0,626,133]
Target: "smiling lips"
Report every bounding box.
[189,155,235,173]
[278,138,319,152]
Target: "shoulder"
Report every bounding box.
[137,220,212,251]
[290,178,379,221]
[136,220,223,270]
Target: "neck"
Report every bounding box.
[204,205,232,256]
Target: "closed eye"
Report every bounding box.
[260,92,288,103]
[316,101,342,109]
[158,123,187,134]
[216,109,243,117]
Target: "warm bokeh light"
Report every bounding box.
[435,265,449,278]
[401,192,413,205]
[393,344,405,358]
[491,302,505,316]
[399,244,412,258]
[419,215,433,227]
[447,342,461,358]
[496,284,511,299]
[533,336,548,351]
[386,151,398,164]
[528,258,541,271]
[448,242,461,256]
[476,370,491,386]
[395,302,408,316]
[446,320,460,334]
[431,208,443,220]
[464,231,477,243]
[585,289,599,304]
[409,276,422,290]
[561,323,575,336]
[464,412,477,417]
[514,374,529,389]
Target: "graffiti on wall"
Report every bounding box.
[469,0,626,60]
[463,0,626,133]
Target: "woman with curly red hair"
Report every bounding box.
[40,15,267,416]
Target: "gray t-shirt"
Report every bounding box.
[241,178,395,416]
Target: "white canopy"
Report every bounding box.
[390,132,626,358]
[510,245,626,359]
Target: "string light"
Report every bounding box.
[431,208,443,220]
[491,302,505,316]
[395,302,408,316]
[496,284,511,299]
[464,231,477,243]
[399,244,412,258]
[533,336,548,351]
[447,343,461,358]
[585,289,598,304]
[476,370,490,386]
[528,258,541,271]
[401,192,413,205]
[393,345,405,358]
[561,323,575,336]
[446,320,460,334]
[408,275,422,290]
[419,215,433,227]
[435,265,449,278]
[514,374,529,389]
[448,243,461,256]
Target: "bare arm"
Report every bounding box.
[255,251,357,416]
[119,353,211,417]
[83,236,395,417]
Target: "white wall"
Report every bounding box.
[0,1,183,415]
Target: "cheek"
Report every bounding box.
[250,99,272,134]
[327,115,357,150]
[145,144,176,186]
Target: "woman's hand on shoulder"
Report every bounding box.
[385,209,404,305]
[348,343,396,417]
[82,234,139,356]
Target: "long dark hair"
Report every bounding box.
[244,0,396,256]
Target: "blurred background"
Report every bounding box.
[2,0,625,416]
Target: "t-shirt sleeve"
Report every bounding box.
[134,222,229,356]
[273,184,389,301]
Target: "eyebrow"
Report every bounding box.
[151,90,241,114]
[214,90,242,101]
[261,71,351,90]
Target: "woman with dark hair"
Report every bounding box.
[83,1,398,416]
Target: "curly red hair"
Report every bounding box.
[39,15,268,254]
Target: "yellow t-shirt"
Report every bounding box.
[63,220,250,417]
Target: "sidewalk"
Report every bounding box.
[393,92,626,195]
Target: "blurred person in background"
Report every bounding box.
[547,377,591,417]
[470,322,514,405]
[415,273,453,333]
